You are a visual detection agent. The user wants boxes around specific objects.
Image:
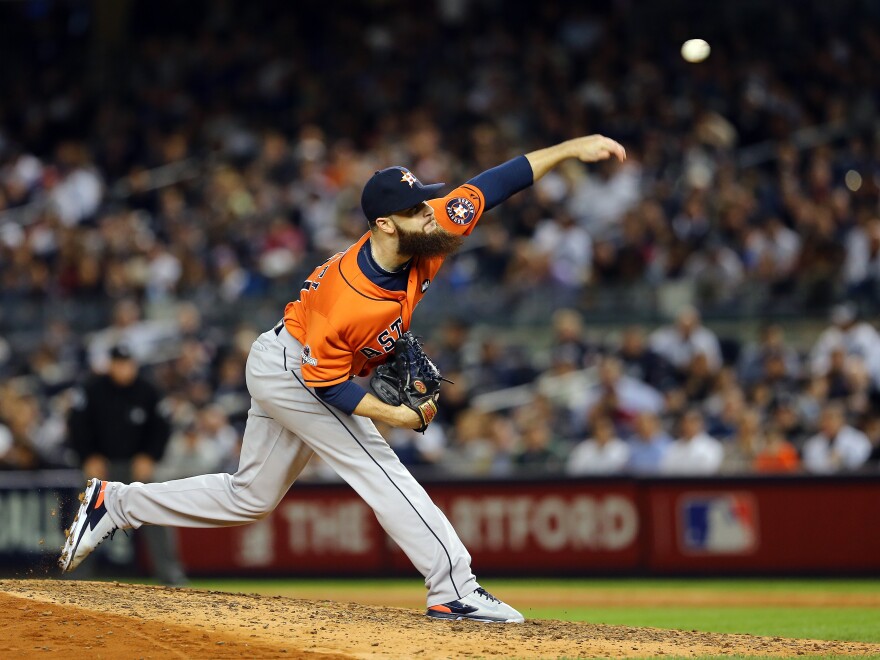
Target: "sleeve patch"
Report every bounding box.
[445,197,477,225]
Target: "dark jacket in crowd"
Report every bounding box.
[67,375,170,462]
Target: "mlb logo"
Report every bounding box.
[679,493,758,555]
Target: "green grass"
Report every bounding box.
[182,577,880,645]
[518,606,880,643]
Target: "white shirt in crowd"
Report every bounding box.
[49,166,103,226]
[810,322,880,385]
[565,436,631,475]
[565,163,642,239]
[531,219,593,287]
[0,424,12,458]
[649,325,722,372]
[843,223,880,287]
[574,375,665,422]
[802,425,872,474]
[660,432,724,475]
[156,429,232,481]
[746,223,802,277]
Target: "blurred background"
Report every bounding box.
[1,0,879,581]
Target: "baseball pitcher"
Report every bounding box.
[60,135,625,623]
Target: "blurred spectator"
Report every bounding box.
[769,396,810,447]
[467,337,536,395]
[844,218,880,300]
[431,317,472,374]
[566,159,641,238]
[660,409,723,475]
[565,416,630,475]
[802,404,871,473]
[0,391,41,470]
[464,223,515,285]
[721,408,763,473]
[0,421,12,467]
[87,298,178,372]
[810,303,880,386]
[795,203,846,307]
[514,416,565,473]
[197,404,240,472]
[156,403,241,480]
[431,369,470,429]
[48,141,103,226]
[753,427,801,474]
[744,216,801,294]
[530,211,593,288]
[738,324,801,388]
[156,416,226,481]
[570,356,664,436]
[442,409,500,477]
[213,350,251,416]
[706,387,747,440]
[615,326,675,391]
[678,353,717,406]
[796,376,831,431]
[625,412,672,475]
[862,414,880,469]
[548,308,595,373]
[684,236,745,306]
[649,307,722,375]
[384,423,448,469]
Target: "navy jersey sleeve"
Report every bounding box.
[466,155,534,211]
[314,379,368,415]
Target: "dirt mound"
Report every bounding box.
[2,579,877,659]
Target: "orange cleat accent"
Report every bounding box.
[94,481,108,509]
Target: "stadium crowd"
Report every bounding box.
[1,1,880,477]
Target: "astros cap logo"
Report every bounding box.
[401,171,417,187]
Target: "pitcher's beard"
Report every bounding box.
[395,224,464,258]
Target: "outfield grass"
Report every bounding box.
[185,578,880,644]
[520,605,880,643]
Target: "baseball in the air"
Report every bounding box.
[681,38,711,63]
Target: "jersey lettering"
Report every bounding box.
[359,347,384,359]
[378,330,395,352]
[299,253,341,296]
[376,316,404,352]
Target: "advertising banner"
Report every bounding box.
[0,470,81,570]
[3,472,879,576]
[645,479,880,573]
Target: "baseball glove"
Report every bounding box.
[370,332,445,432]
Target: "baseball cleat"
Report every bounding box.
[426,587,524,623]
[58,479,118,573]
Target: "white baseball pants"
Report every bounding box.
[103,326,478,605]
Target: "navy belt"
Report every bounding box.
[273,320,284,336]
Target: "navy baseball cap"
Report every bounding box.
[361,167,444,222]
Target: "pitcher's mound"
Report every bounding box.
[1,579,876,658]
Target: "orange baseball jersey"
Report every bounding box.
[283,183,486,387]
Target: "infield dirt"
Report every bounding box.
[2,579,878,659]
